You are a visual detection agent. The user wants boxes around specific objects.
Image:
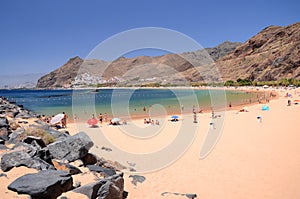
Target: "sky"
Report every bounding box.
[0,0,299,76]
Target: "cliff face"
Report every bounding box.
[217,22,300,81]
[36,56,83,88]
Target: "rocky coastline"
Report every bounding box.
[0,96,128,199]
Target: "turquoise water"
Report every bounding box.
[0,88,261,121]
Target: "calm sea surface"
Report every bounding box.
[0,88,262,120]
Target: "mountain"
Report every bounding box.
[0,73,45,89]
[217,22,300,81]
[36,41,240,88]
[36,22,300,88]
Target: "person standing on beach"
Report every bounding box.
[98,113,103,124]
[104,113,108,123]
[62,112,68,128]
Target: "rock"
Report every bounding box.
[30,124,70,141]
[36,147,52,164]
[0,173,8,178]
[15,112,31,119]
[9,122,20,130]
[72,173,124,199]
[8,170,73,199]
[81,153,98,165]
[0,117,9,128]
[0,138,5,145]
[52,159,82,175]
[23,136,47,148]
[8,128,25,144]
[129,175,146,186]
[73,180,107,199]
[48,132,93,162]
[87,165,116,177]
[6,110,19,118]
[12,142,38,157]
[102,160,127,172]
[1,150,54,172]
[0,127,10,141]
[97,173,124,199]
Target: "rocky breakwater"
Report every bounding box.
[0,96,128,199]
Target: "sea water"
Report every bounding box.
[0,88,263,121]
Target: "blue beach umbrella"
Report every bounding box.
[261,105,270,111]
[171,115,179,119]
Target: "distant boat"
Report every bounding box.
[89,88,100,93]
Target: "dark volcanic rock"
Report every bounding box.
[73,173,124,199]
[23,136,47,148]
[48,132,93,162]
[8,128,25,144]
[8,170,73,199]
[129,175,146,186]
[81,153,98,165]
[97,173,125,199]
[73,180,107,199]
[0,117,9,128]
[0,127,10,141]
[1,150,54,172]
[87,165,116,177]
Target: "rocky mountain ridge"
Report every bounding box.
[36,22,300,88]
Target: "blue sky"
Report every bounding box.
[0,0,299,76]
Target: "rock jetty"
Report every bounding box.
[0,96,128,199]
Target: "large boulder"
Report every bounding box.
[97,173,125,199]
[0,127,10,141]
[48,132,93,162]
[1,150,53,171]
[8,170,73,199]
[0,117,9,128]
[8,128,25,144]
[73,173,125,199]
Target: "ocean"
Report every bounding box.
[0,88,263,121]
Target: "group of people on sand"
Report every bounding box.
[144,118,160,125]
[40,112,68,129]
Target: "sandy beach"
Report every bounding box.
[1,87,300,199]
[60,87,300,199]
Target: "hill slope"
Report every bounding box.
[218,22,300,81]
[36,22,300,88]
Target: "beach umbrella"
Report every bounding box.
[50,113,64,125]
[87,118,98,126]
[294,99,300,102]
[261,105,270,111]
[171,115,179,119]
[111,118,121,123]
[263,85,269,89]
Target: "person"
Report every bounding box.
[122,120,127,125]
[229,102,232,108]
[144,118,148,124]
[193,112,197,123]
[61,112,67,128]
[288,99,291,106]
[98,113,103,124]
[155,120,160,125]
[257,116,262,123]
[104,113,108,123]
